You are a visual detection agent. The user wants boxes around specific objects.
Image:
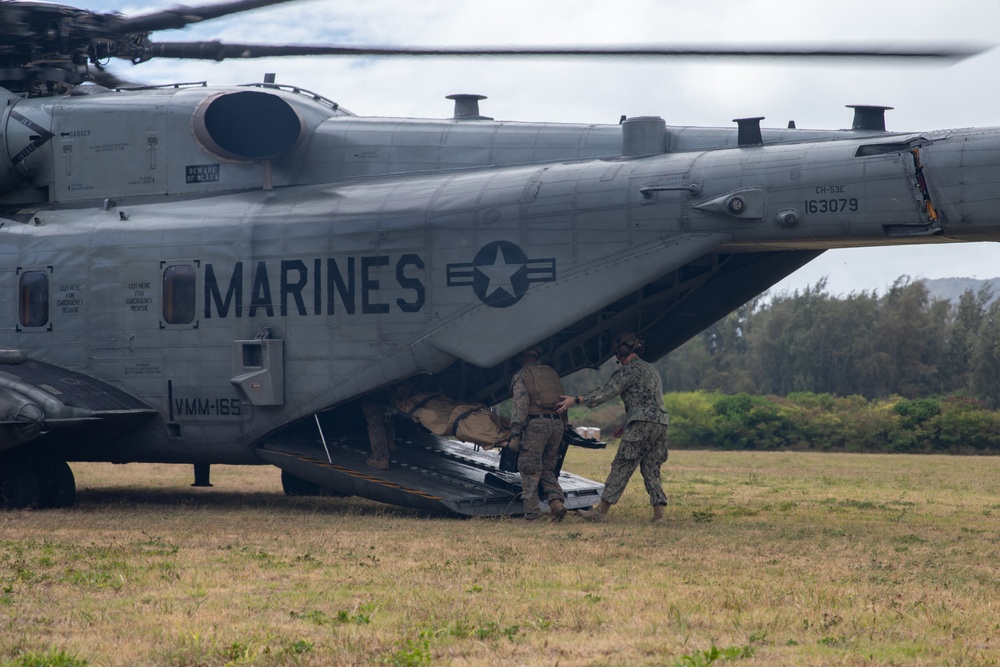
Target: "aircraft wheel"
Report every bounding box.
[280,470,347,497]
[36,459,76,509]
[0,455,41,509]
[281,469,322,496]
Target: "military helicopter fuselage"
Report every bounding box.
[2,71,999,509]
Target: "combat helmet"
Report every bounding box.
[612,332,644,359]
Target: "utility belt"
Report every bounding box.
[528,413,561,420]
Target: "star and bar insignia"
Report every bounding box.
[446,240,556,308]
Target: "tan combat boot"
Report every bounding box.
[549,499,567,523]
[578,500,611,522]
[366,457,390,470]
[651,504,666,524]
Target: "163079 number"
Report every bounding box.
[805,198,859,213]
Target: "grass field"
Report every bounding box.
[1,448,999,666]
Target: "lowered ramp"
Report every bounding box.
[256,418,604,517]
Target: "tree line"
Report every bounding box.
[557,277,1000,453]
[568,277,1000,405]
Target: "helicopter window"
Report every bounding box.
[18,271,49,329]
[242,344,263,369]
[163,265,197,325]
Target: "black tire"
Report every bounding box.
[0,456,41,509]
[280,469,347,497]
[281,469,323,496]
[36,459,76,509]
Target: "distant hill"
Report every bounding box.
[920,277,1000,303]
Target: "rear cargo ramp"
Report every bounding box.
[256,419,604,517]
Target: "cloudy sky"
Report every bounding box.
[74,0,1000,296]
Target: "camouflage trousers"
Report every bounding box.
[601,420,669,506]
[362,400,395,461]
[518,417,565,519]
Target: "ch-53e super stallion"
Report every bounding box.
[0,0,993,513]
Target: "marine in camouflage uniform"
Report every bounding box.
[362,398,395,469]
[510,347,567,522]
[557,332,669,522]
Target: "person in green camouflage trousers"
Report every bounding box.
[556,332,669,523]
[510,346,567,522]
[362,397,395,470]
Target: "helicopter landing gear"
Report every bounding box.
[0,453,76,509]
[0,454,40,509]
[281,469,321,496]
[280,469,347,497]
[36,459,76,509]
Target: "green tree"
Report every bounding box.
[945,285,991,392]
[750,280,857,395]
[970,299,1000,407]
[872,278,948,398]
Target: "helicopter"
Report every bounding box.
[0,0,997,513]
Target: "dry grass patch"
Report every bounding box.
[1,451,999,666]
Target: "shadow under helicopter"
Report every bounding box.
[71,486,440,518]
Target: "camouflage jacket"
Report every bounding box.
[581,357,668,426]
[510,363,563,432]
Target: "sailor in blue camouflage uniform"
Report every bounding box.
[509,346,568,522]
[556,332,669,523]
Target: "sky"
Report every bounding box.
[68,0,1000,296]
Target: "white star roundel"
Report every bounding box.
[446,240,557,308]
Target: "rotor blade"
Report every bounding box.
[118,0,299,34]
[145,41,986,62]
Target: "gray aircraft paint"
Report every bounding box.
[2,82,996,508]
